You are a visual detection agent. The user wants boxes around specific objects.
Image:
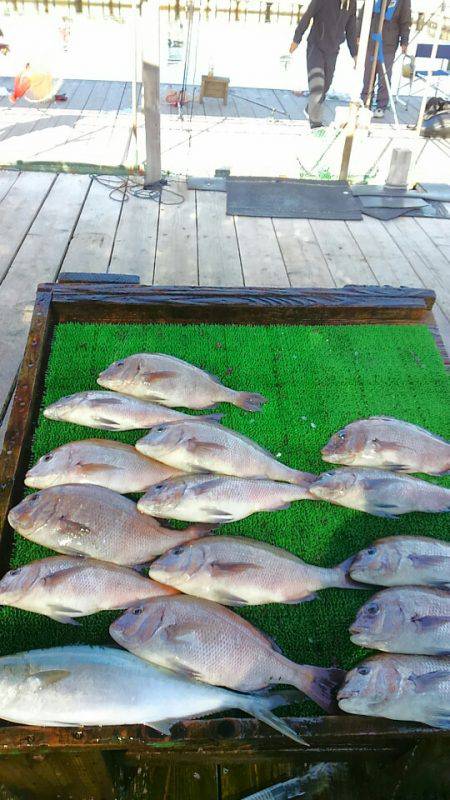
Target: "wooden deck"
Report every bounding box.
[2,78,448,183]
[0,168,449,447]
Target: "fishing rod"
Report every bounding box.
[229,91,291,118]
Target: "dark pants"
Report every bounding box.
[306,42,339,126]
[361,42,396,110]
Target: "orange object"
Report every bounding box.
[165,89,190,107]
[11,71,31,102]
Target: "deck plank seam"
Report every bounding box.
[231,214,246,286]
[56,176,94,279]
[270,216,295,288]
[343,221,383,286]
[107,180,128,272]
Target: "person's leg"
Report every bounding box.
[376,46,395,110]
[306,42,326,127]
[323,50,339,100]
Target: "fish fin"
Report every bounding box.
[75,462,119,474]
[200,508,235,522]
[163,622,199,646]
[211,590,248,606]
[285,592,318,604]
[92,418,123,430]
[292,471,317,487]
[140,371,178,383]
[425,713,450,730]
[185,438,226,455]
[241,690,308,746]
[372,439,414,454]
[48,614,81,626]
[43,567,85,588]
[408,669,450,692]
[202,413,224,423]
[412,615,450,630]
[260,631,284,654]
[184,522,219,538]
[210,561,260,575]
[291,666,346,714]
[268,502,292,511]
[58,517,91,537]
[91,396,124,406]
[382,463,409,472]
[408,554,450,568]
[361,477,392,492]
[193,478,224,495]
[144,718,176,735]
[232,392,268,413]
[331,556,368,589]
[29,669,71,688]
[365,504,400,519]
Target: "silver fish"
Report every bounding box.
[309,468,450,517]
[148,535,358,606]
[0,556,176,624]
[98,353,267,412]
[338,653,450,730]
[110,595,345,713]
[137,474,312,523]
[350,536,450,589]
[8,484,212,565]
[44,391,222,431]
[136,420,314,486]
[350,586,450,655]
[24,438,184,493]
[0,645,307,743]
[322,416,450,476]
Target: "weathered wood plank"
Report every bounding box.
[109,188,160,282]
[234,216,290,287]
[310,220,377,286]
[62,177,123,273]
[272,218,335,287]
[346,216,422,286]
[197,191,243,286]
[153,182,198,285]
[0,171,19,202]
[0,171,55,282]
[0,752,114,800]
[0,174,90,417]
[121,760,219,800]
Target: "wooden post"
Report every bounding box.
[365,0,388,109]
[339,0,375,181]
[142,0,161,187]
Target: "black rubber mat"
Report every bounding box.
[226,177,363,220]
[361,201,449,220]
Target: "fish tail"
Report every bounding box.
[328,556,366,589]
[239,690,309,746]
[184,522,218,539]
[287,664,346,714]
[290,470,317,488]
[231,392,268,413]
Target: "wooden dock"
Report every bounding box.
[1,78,448,183]
[0,168,449,447]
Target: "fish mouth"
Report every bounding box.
[337,687,357,702]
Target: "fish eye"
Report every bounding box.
[8,568,21,576]
[171,546,184,556]
[366,603,379,616]
[116,360,125,366]
[338,431,346,440]
[357,666,370,676]
[29,494,38,502]
[367,547,377,555]
[155,425,166,433]
[132,607,144,616]
[43,454,53,462]
[154,484,164,491]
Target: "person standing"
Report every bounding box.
[289,0,357,129]
[361,0,411,117]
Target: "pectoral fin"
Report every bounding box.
[200,507,235,521]
[210,561,259,575]
[145,718,177,735]
[163,622,199,645]
[92,418,122,430]
[372,439,413,453]
[285,592,318,604]
[48,613,81,626]
[141,371,177,383]
[58,517,91,537]
[76,462,119,474]
[29,669,71,689]
[409,669,450,693]
[43,567,85,588]
[408,554,450,568]
[412,615,450,630]
[193,478,223,495]
[186,439,226,455]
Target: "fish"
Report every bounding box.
[137,474,312,523]
[350,586,450,655]
[308,468,450,518]
[338,653,450,730]
[98,353,267,412]
[110,595,345,713]
[8,485,214,566]
[0,645,308,743]
[349,535,450,589]
[0,556,176,624]
[44,391,223,431]
[148,535,359,605]
[321,416,450,476]
[136,421,314,486]
[24,439,185,493]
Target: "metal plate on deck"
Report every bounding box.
[359,196,428,209]
[187,176,227,192]
[226,178,362,220]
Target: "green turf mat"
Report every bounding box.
[3,322,449,717]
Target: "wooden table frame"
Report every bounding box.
[0,275,448,762]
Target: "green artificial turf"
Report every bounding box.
[3,321,450,717]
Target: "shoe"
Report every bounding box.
[311,122,326,129]
[374,108,385,118]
